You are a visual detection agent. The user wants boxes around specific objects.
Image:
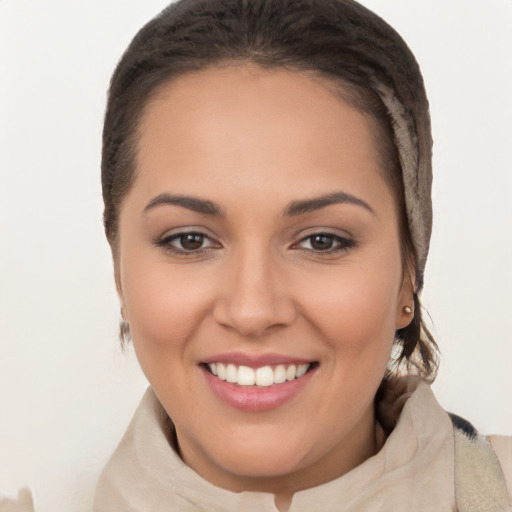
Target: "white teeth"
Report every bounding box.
[237,365,256,385]
[216,363,226,380]
[207,362,312,386]
[274,364,287,384]
[297,364,308,378]
[286,364,297,381]
[255,366,274,387]
[226,364,238,383]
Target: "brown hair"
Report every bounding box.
[102,0,439,380]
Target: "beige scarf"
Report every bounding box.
[3,379,509,511]
[93,377,511,511]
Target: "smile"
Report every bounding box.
[206,363,311,387]
[200,356,318,412]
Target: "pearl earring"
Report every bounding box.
[403,306,412,314]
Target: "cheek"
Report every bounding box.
[292,257,402,420]
[120,250,214,353]
[295,253,402,357]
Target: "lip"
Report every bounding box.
[199,352,318,412]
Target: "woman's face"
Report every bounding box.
[116,65,413,494]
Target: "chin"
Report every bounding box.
[225,449,306,479]
[199,424,316,483]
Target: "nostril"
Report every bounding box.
[212,295,297,337]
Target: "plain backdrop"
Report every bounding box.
[1,1,511,510]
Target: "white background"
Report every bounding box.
[1,1,511,510]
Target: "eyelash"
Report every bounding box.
[292,232,356,254]
[155,231,220,256]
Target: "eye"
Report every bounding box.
[295,232,355,253]
[156,231,219,254]
[175,233,208,251]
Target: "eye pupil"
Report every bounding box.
[311,235,334,250]
[180,233,204,250]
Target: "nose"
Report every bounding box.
[212,245,297,338]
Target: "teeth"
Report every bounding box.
[208,362,311,386]
[255,366,274,387]
[226,364,238,383]
[274,365,287,384]
[286,364,297,381]
[297,364,308,378]
[238,365,256,385]
[217,363,227,380]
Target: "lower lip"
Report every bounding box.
[201,366,316,412]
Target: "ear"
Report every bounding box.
[395,263,415,330]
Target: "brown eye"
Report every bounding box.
[156,230,219,254]
[179,233,205,251]
[309,234,335,251]
[295,232,355,253]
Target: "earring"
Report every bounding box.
[403,306,412,314]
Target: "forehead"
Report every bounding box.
[141,65,376,138]
[133,65,392,212]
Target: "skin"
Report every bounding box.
[115,65,414,503]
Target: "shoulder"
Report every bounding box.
[489,435,512,496]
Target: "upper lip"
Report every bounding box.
[200,351,315,368]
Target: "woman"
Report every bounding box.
[92,0,511,510]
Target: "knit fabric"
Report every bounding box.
[454,428,511,511]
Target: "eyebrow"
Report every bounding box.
[143,191,375,217]
[284,192,376,217]
[144,193,224,216]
